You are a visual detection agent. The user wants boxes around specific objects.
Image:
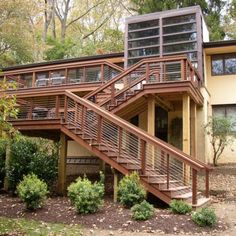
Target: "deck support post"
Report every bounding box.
[147,95,155,167]
[182,94,190,184]
[58,132,67,195]
[190,101,197,157]
[112,168,119,203]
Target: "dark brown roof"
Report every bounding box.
[2,52,124,72]
[203,40,236,48]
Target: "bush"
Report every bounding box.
[131,200,154,221]
[17,174,48,210]
[68,172,105,214]
[170,200,192,214]
[192,207,217,227]
[7,137,58,192]
[117,172,146,208]
[0,139,6,188]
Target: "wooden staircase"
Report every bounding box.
[9,55,210,207]
[62,91,211,207]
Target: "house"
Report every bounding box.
[2,5,235,207]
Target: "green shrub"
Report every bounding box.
[170,200,192,214]
[131,200,154,220]
[17,174,48,210]
[68,172,104,214]
[192,207,217,227]
[7,137,58,192]
[0,139,6,188]
[117,172,146,208]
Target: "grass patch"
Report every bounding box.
[0,216,82,235]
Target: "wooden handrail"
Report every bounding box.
[84,55,196,100]
[3,60,124,76]
[65,90,210,171]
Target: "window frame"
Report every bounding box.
[212,104,236,133]
[211,53,236,76]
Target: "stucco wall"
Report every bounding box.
[204,46,236,163]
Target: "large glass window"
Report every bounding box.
[128,19,159,31]
[163,14,195,25]
[163,23,196,35]
[163,32,197,44]
[128,47,159,58]
[128,37,159,48]
[163,42,196,53]
[128,28,159,39]
[212,54,236,75]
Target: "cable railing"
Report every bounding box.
[3,61,123,90]
[9,90,210,205]
[84,55,202,107]
[65,91,210,205]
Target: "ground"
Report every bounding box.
[0,163,236,236]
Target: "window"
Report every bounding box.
[213,105,236,132]
[163,14,195,25]
[128,19,159,31]
[212,54,236,75]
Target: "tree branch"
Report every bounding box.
[66,0,105,28]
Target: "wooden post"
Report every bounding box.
[205,170,209,198]
[58,133,67,195]
[182,94,190,184]
[192,169,197,205]
[190,100,197,157]
[101,64,104,83]
[111,84,115,105]
[166,154,170,189]
[32,72,36,87]
[147,95,155,167]
[141,139,146,175]
[112,168,119,203]
[55,96,60,119]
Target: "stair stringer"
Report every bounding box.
[61,125,172,204]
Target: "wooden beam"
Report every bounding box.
[147,95,155,136]
[58,132,67,195]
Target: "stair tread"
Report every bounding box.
[192,197,211,208]
[161,186,190,191]
[174,191,201,199]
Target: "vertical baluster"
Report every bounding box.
[81,106,86,133]
[145,63,150,82]
[28,99,33,120]
[64,96,68,123]
[161,150,165,174]
[181,59,186,81]
[192,169,197,205]
[55,95,59,119]
[166,154,170,189]
[65,68,68,85]
[111,83,115,105]
[101,64,104,83]
[141,139,146,175]
[205,169,209,198]
[32,72,36,88]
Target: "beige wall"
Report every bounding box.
[204,46,236,163]
[67,140,95,157]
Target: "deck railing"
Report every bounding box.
[84,55,201,106]
[3,61,123,90]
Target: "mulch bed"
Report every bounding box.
[0,194,227,234]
